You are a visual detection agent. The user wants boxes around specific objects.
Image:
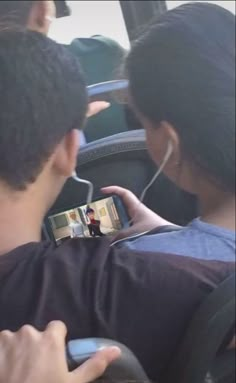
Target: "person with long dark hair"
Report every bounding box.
[104,2,235,262]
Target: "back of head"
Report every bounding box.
[127,2,235,193]
[86,207,95,214]
[0,29,87,190]
[0,1,34,25]
[0,1,56,35]
[86,208,94,212]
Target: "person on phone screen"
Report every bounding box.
[86,207,105,237]
[69,212,85,238]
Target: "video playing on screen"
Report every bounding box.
[48,196,124,245]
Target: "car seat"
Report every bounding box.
[161,272,235,383]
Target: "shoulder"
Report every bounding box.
[125,228,192,253]
[5,239,233,297]
[127,221,235,259]
[189,218,236,240]
[43,239,234,292]
[2,240,234,330]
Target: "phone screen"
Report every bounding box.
[46,196,129,245]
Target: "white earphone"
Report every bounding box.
[139,140,173,203]
[71,140,173,212]
[71,171,94,205]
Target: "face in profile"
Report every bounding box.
[87,212,95,220]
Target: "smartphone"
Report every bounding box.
[44,195,129,245]
[87,80,129,103]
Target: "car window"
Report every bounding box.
[49,0,130,49]
[49,1,130,143]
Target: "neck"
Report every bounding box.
[0,187,45,256]
[198,185,235,231]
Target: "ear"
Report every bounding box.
[160,121,181,165]
[52,130,80,178]
[145,119,181,167]
[27,0,56,35]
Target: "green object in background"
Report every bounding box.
[68,35,128,142]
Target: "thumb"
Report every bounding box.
[70,346,121,383]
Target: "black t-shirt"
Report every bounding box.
[0,238,234,380]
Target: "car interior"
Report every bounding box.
[43,1,235,381]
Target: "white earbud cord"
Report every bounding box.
[140,141,173,203]
[71,171,94,205]
[71,141,172,224]
[129,141,173,225]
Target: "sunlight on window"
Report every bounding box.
[167,1,235,14]
[49,0,130,48]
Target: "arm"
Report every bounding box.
[0,321,120,383]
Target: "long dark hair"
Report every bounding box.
[126,2,235,193]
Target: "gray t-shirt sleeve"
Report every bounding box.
[125,219,235,262]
